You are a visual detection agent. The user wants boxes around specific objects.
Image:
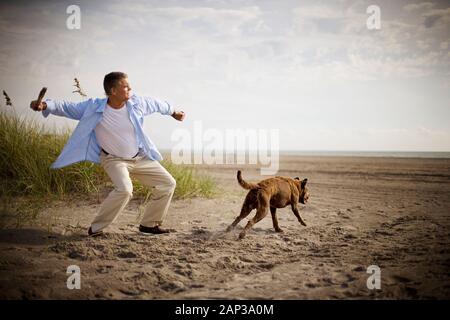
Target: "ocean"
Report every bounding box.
[279,151,450,158]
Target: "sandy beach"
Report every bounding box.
[0,155,449,299]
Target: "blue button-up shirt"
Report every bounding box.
[42,94,174,169]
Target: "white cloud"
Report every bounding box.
[105,4,266,37]
[288,2,450,81]
[403,2,435,13]
[422,7,450,28]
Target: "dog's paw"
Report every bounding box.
[238,232,246,240]
[275,228,284,233]
[299,220,307,226]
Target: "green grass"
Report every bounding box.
[0,109,216,226]
[0,111,106,198]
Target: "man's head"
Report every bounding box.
[103,72,131,101]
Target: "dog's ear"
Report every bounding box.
[294,177,300,180]
[301,178,308,188]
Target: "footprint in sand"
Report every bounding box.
[96,265,114,274]
[404,286,418,296]
[239,256,254,263]
[337,210,351,219]
[67,249,88,260]
[391,274,413,283]
[346,274,357,282]
[117,251,138,259]
[258,262,275,270]
[174,264,195,278]
[119,288,142,296]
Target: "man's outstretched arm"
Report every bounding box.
[30,99,90,120]
[139,96,185,121]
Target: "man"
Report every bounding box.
[30,72,185,236]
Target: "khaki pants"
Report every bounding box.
[90,152,176,233]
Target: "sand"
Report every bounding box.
[0,155,449,299]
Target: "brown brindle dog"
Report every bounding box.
[226,170,310,239]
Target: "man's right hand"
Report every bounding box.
[30,100,47,112]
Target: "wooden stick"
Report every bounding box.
[36,87,47,106]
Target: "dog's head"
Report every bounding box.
[295,177,309,204]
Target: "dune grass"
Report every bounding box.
[0,109,216,226]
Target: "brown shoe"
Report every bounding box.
[139,225,174,234]
[88,227,103,237]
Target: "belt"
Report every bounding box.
[101,148,140,158]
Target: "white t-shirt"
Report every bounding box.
[94,104,139,158]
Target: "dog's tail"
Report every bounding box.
[237,170,259,190]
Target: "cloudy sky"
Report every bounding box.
[0,0,449,151]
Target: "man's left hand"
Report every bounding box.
[172,111,185,121]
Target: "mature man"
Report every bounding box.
[30,72,185,236]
